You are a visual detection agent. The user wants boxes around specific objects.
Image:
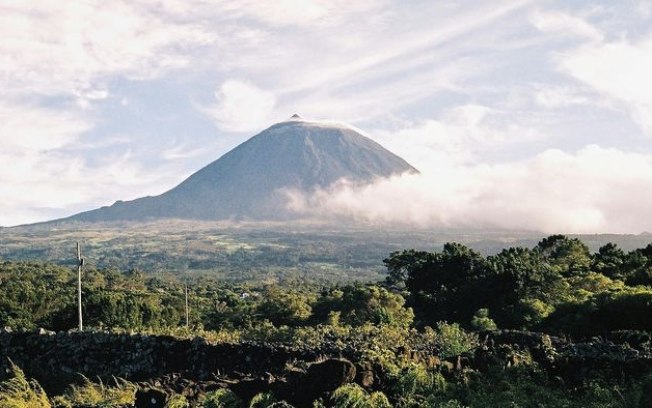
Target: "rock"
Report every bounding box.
[357,369,374,388]
[307,358,356,388]
[281,358,356,407]
[355,361,375,388]
[229,377,273,402]
[135,388,170,408]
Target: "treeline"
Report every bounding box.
[385,234,652,336]
[1,234,652,337]
[0,260,412,334]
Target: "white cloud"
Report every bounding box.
[0,102,180,226]
[369,105,543,172]
[211,0,388,27]
[637,1,652,18]
[553,24,652,134]
[530,9,603,42]
[533,84,590,108]
[0,102,92,152]
[74,85,110,110]
[208,80,277,132]
[286,145,652,234]
[162,144,206,160]
[0,1,214,99]
[0,147,179,226]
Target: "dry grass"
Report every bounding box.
[0,360,51,408]
[52,376,136,408]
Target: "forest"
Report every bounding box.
[1,234,652,407]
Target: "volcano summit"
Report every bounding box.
[62,116,417,223]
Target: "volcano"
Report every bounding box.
[62,116,417,223]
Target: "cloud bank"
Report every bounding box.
[286,145,652,234]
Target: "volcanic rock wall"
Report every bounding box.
[0,329,356,393]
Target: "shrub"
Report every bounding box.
[202,389,242,408]
[390,362,446,399]
[470,309,497,331]
[423,322,479,358]
[167,394,190,408]
[249,392,277,408]
[329,384,391,408]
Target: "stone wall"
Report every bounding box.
[3,328,652,397]
[0,329,356,394]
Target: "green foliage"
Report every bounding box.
[470,308,497,331]
[623,373,652,408]
[592,243,626,279]
[329,384,391,408]
[249,392,277,408]
[391,362,446,398]
[329,384,368,407]
[544,287,652,335]
[202,389,242,408]
[83,289,181,330]
[54,376,135,407]
[313,285,414,328]
[167,394,190,408]
[383,235,652,335]
[3,233,652,337]
[391,243,491,325]
[536,235,592,276]
[423,322,479,359]
[0,360,51,408]
[367,392,392,408]
[429,365,646,408]
[0,261,75,330]
[256,287,314,326]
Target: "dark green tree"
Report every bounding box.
[591,243,626,280]
[535,235,591,276]
[385,243,491,326]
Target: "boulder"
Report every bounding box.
[135,388,170,408]
[280,358,356,407]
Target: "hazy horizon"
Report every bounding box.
[2,1,652,233]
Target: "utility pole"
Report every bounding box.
[76,242,84,332]
[185,283,189,329]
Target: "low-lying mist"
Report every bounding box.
[286,145,652,234]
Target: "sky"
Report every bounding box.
[1,0,652,233]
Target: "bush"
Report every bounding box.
[168,394,190,408]
[423,322,479,358]
[249,392,277,408]
[329,384,391,408]
[202,389,242,408]
[390,362,446,401]
[470,309,497,331]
